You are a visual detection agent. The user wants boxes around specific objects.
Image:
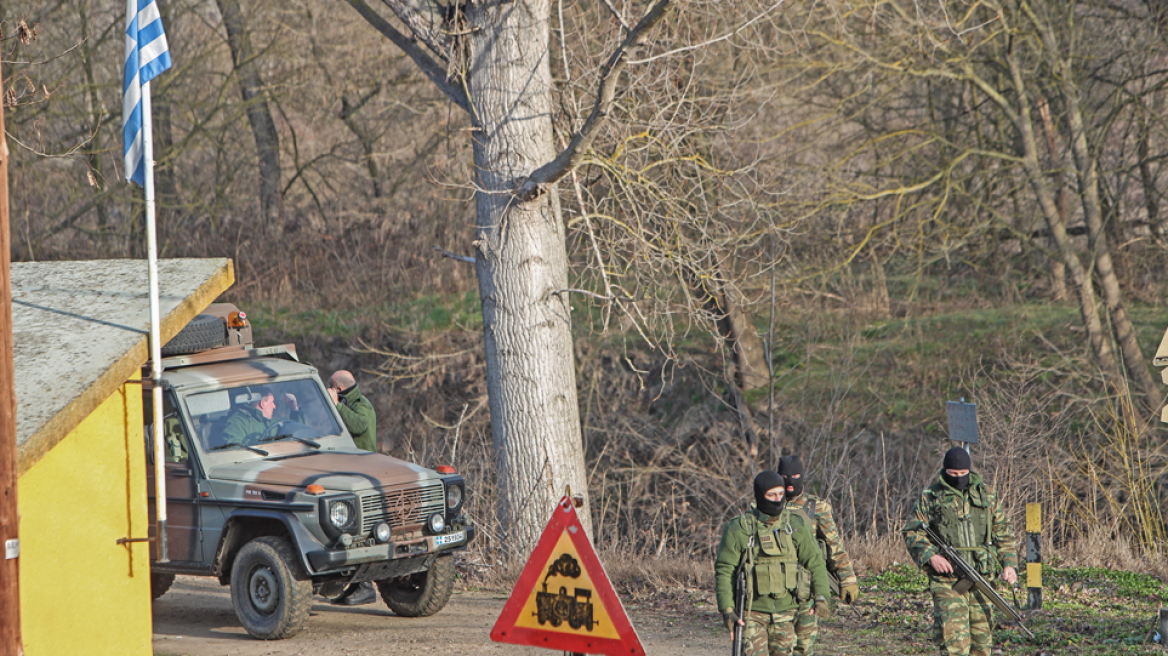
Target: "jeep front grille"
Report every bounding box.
[360,481,444,533]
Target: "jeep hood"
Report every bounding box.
[207,451,439,491]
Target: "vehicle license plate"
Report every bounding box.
[435,531,465,546]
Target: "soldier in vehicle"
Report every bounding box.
[222,387,300,446]
[327,370,377,452]
[777,455,859,655]
[902,447,1019,656]
[715,471,833,656]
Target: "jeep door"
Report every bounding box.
[145,392,202,563]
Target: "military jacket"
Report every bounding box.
[901,471,1018,577]
[787,493,858,591]
[223,405,275,446]
[223,405,304,446]
[715,505,831,614]
[337,385,377,452]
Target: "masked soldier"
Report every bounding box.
[902,447,1019,656]
[715,471,833,656]
[777,455,859,655]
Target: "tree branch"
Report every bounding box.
[513,0,672,203]
[342,0,470,113]
[433,245,476,264]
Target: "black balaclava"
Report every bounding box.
[777,455,805,499]
[753,470,786,516]
[941,446,971,491]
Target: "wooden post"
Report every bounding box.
[0,56,23,654]
[1025,503,1042,610]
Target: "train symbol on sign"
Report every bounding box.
[534,553,596,631]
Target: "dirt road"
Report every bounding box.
[151,576,727,656]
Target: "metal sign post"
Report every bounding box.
[946,398,979,453]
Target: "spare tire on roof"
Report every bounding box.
[162,314,228,356]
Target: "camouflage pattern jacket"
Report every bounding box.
[901,471,1018,578]
[715,505,832,614]
[787,494,858,591]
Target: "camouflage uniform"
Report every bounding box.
[715,506,832,656]
[902,471,1018,656]
[787,494,858,655]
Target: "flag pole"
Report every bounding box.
[143,80,168,563]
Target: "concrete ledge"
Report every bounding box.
[13,258,234,475]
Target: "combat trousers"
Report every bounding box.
[929,577,992,656]
[792,597,819,655]
[744,609,798,656]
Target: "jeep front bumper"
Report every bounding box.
[306,525,475,573]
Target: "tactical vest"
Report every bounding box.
[932,483,996,571]
[742,511,810,601]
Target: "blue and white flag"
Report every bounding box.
[123,0,171,186]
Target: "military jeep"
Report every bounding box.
[144,304,474,639]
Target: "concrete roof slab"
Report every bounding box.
[12,258,233,475]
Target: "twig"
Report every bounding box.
[548,287,633,302]
[433,245,475,264]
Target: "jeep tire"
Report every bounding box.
[162,314,227,356]
[377,554,455,617]
[230,536,313,640]
[151,572,175,600]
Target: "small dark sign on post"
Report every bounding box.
[946,399,979,447]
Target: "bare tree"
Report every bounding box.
[216,0,283,233]
[341,0,670,551]
[772,0,1168,413]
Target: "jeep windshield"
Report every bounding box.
[183,379,345,453]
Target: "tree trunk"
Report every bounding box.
[994,45,1126,389]
[465,0,591,551]
[1036,16,1160,407]
[216,0,283,234]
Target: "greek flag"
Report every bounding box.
[123,0,171,186]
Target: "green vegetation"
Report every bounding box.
[833,565,1168,655]
[244,290,483,341]
[740,301,1168,428]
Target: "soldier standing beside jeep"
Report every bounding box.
[715,471,832,656]
[327,369,379,606]
[328,370,376,452]
[902,447,1019,656]
[778,454,860,656]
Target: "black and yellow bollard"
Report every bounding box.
[1025,503,1042,610]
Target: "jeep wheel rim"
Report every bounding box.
[249,566,279,614]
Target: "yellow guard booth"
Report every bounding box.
[13,258,232,655]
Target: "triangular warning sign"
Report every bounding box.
[490,496,645,656]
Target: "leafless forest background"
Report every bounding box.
[6,0,1168,586]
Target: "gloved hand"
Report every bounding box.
[722,610,741,633]
[814,599,832,619]
[841,584,860,604]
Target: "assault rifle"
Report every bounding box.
[921,524,1035,639]
[732,534,755,656]
[732,562,747,656]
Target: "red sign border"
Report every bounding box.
[490,496,645,656]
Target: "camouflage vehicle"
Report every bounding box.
[145,304,474,639]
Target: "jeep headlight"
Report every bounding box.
[319,494,360,538]
[329,500,353,528]
[445,483,464,512]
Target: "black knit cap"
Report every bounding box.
[943,446,971,470]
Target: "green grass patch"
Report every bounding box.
[244,290,483,341]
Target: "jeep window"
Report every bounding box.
[184,380,343,452]
[162,394,190,463]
